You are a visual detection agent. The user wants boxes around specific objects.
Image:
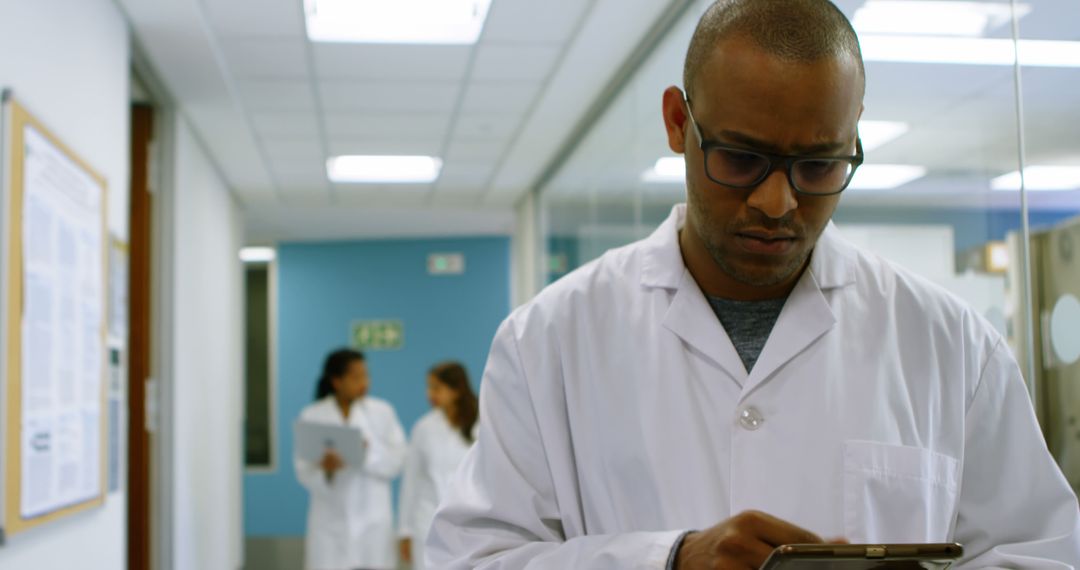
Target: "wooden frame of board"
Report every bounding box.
[2,95,109,538]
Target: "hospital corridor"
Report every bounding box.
[1,0,1080,569]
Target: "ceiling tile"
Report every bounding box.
[252,111,320,138]
[471,44,562,81]
[435,161,496,194]
[262,138,326,162]
[205,0,304,38]
[239,80,317,111]
[235,189,280,208]
[460,81,540,115]
[328,138,443,157]
[221,38,308,79]
[324,113,451,139]
[313,44,472,80]
[277,179,330,194]
[319,81,460,113]
[439,161,496,182]
[481,0,591,44]
[271,160,327,190]
[429,190,488,204]
[481,0,676,204]
[333,186,432,207]
[451,113,520,140]
[443,140,508,162]
[278,190,333,208]
[183,101,275,193]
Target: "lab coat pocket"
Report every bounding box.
[843,440,959,543]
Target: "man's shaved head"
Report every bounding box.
[683,0,864,99]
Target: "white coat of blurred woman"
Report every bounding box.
[397,361,480,569]
[295,348,407,570]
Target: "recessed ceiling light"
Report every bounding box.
[861,36,1080,67]
[305,0,493,44]
[327,155,443,184]
[858,120,910,152]
[641,157,686,183]
[849,165,927,190]
[854,1,1030,37]
[239,247,276,263]
[992,166,1080,191]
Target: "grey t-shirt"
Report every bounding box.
[706,295,788,372]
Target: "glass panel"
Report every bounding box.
[540,1,1030,362]
[1012,0,1080,493]
[533,0,1080,532]
[537,2,1051,433]
[831,0,1029,360]
[542,2,705,283]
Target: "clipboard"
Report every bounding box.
[293,420,366,467]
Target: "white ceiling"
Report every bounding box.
[545,0,1080,213]
[115,0,689,243]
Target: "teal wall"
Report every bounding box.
[244,236,510,536]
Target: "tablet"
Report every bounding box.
[760,543,963,569]
[293,420,367,467]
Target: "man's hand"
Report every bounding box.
[675,510,834,570]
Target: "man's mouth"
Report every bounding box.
[734,230,799,255]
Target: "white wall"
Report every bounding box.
[0,0,129,568]
[169,120,244,570]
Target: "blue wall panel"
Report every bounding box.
[244,236,510,536]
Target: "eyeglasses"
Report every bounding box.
[683,96,864,196]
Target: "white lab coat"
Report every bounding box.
[399,410,477,569]
[428,204,1080,569]
[296,396,407,570]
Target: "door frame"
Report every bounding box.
[129,46,179,570]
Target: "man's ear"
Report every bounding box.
[662,86,689,155]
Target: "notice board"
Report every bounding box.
[0,93,108,540]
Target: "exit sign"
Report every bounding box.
[351,320,404,351]
[428,253,465,275]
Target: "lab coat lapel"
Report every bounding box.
[741,270,836,397]
[645,205,749,385]
[663,268,749,386]
[740,223,856,398]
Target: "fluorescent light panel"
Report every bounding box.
[849,165,927,190]
[992,166,1080,191]
[240,247,276,263]
[327,155,443,184]
[858,120,909,152]
[641,157,686,183]
[854,1,1030,37]
[305,0,492,44]
[861,35,1080,67]
[639,155,682,182]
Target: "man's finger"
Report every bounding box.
[738,511,824,547]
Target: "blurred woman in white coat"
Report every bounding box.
[295,348,407,570]
[397,361,479,569]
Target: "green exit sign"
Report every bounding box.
[350,320,405,351]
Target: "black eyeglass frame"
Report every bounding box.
[683,96,865,196]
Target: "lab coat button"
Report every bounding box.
[738,407,765,430]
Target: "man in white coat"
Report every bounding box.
[427,0,1080,569]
